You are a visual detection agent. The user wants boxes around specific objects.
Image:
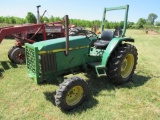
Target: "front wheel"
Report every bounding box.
[107,43,138,84]
[55,76,88,111]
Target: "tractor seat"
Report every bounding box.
[94,30,114,48]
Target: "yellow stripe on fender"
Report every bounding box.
[38,46,89,55]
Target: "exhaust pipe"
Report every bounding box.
[64,15,69,56]
[36,5,41,24]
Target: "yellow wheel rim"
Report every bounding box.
[66,86,83,106]
[121,54,134,78]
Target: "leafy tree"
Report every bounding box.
[42,16,49,23]
[49,15,55,22]
[147,13,158,25]
[119,21,124,28]
[145,22,152,26]
[104,21,110,29]
[0,16,4,23]
[155,21,160,26]
[9,16,16,24]
[54,17,61,22]
[25,12,37,23]
[18,17,25,24]
[4,17,9,23]
[85,20,91,28]
[137,18,146,28]
[0,14,136,29]
[113,22,119,29]
[127,22,134,28]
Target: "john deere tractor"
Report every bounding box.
[25,5,138,110]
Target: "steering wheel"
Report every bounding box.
[84,30,98,40]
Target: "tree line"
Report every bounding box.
[0,12,159,29]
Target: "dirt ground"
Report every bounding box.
[146,30,159,35]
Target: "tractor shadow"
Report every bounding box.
[43,70,151,113]
[43,90,99,113]
[0,61,18,78]
[43,91,57,106]
[0,68,4,78]
[117,74,151,89]
[85,70,151,96]
[1,61,18,70]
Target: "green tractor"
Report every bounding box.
[25,5,138,110]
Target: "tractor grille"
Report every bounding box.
[26,44,57,77]
[25,46,36,74]
[40,53,57,73]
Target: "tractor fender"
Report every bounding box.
[101,37,134,67]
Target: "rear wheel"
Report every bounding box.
[107,43,138,84]
[55,76,88,111]
[10,47,26,64]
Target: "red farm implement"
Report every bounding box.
[0,5,74,64]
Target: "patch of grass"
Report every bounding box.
[0,23,15,27]
[0,31,160,120]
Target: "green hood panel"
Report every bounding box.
[32,36,90,51]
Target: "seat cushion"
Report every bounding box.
[93,30,113,48]
[101,30,114,41]
[94,40,110,47]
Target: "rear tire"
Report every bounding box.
[55,76,88,111]
[10,47,25,64]
[107,43,138,84]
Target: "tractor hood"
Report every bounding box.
[32,36,90,52]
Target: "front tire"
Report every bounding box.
[55,76,88,111]
[107,43,138,84]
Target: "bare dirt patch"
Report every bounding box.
[148,31,159,35]
[144,30,159,35]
